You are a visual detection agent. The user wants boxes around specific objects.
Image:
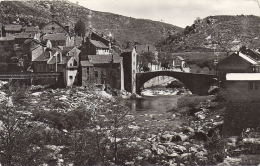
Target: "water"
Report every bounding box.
[127,90,184,132]
[129,90,179,112]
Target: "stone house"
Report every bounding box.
[24,26,40,41]
[134,44,160,71]
[32,46,80,86]
[80,37,110,61]
[42,34,67,47]
[2,24,23,37]
[24,39,44,62]
[173,56,186,69]
[14,33,34,50]
[218,49,260,88]
[0,37,15,49]
[40,20,69,35]
[80,54,123,90]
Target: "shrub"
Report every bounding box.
[205,129,227,164]
[166,80,184,89]
[177,95,213,108]
[214,88,227,102]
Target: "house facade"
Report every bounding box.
[173,56,186,69]
[226,73,260,101]
[218,49,260,88]
[80,37,110,61]
[80,55,123,90]
[41,20,69,35]
[135,44,160,72]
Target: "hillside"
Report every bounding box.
[0,0,182,48]
[156,15,260,52]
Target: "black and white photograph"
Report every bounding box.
[0,0,259,165]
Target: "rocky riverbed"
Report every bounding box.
[1,83,258,165]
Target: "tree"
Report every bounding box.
[62,94,143,165]
[137,52,155,72]
[74,19,86,37]
[0,84,48,165]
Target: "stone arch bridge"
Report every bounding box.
[136,71,217,95]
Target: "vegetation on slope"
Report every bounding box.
[156,15,260,52]
[0,0,182,47]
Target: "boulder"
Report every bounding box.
[192,131,207,142]
[173,145,187,153]
[161,134,175,142]
[142,149,152,158]
[194,111,206,120]
[167,152,180,158]
[171,133,188,142]
[189,146,198,153]
[180,153,191,160]
[217,157,241,166]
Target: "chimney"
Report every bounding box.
[51,14,56,21]
[60,53,62,63]
[49,51,52,59]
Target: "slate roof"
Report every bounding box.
[176,56,184,61]
[48,54,67,65]
[48,56,56,64]
[243,49,260,61]
[34,52,49,62]
[25,26,39,33]
[4,24,23,31]
[88,55,121,64]
[15,33,33,39]
[24,38,41,45]
[238,52,258,65]
[43,33,67,41]
[135,44,157,53]
[90,39,108,48]
[0,37,15,41]
[81,61,94,67]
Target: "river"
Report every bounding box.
[126,87,187,132]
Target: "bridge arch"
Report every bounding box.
[136,71,216,95]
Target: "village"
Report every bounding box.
[0,1,259,166]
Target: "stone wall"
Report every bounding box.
[223,101,260,137]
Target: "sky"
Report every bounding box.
[69,0,260,28]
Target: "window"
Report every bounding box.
[249,82,254,90]
[69,76,73,80]
[87,67,89,75]
[95,71,98,77]
[249,82,259,90]
[256,82,259,90]
[52,27,55,30]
